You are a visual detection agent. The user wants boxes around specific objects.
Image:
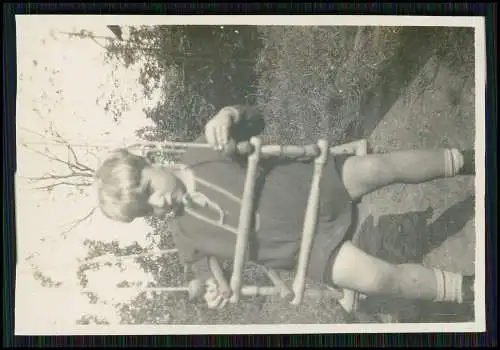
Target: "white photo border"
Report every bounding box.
[13,14,487,335]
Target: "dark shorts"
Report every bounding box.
[306,154,357,284]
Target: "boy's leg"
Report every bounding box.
[340,148,475,201]
[330,241,474,304]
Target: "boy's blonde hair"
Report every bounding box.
[94,148,152,223]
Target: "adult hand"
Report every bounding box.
[203,277,229,309]
[204,106,240,151]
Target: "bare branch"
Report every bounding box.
[27,146,95,174]
[59,207,97,237]
[25,172,95,181]
[64,144,95,173]
[89,37,107,50]
[19,129,96,173]
[58,30,119,43]
[21,126,98,203]
[33,181,92,191]
[57,30,120,51]
[19,126,53,141]
[44,130,96,173]
[86,150,102,165]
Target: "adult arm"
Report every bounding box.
[200,104,265,147]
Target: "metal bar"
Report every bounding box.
[263,267,294,301]
[78,284,343,301]
[291,139,330,305]
[229,137,262,304]
[336,138,368,312]
[240,285,344,299]
[129,139,363,159]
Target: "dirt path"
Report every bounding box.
[354,54,476,322]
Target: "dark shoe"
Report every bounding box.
[460,149,475,175]
[462,275,475,304]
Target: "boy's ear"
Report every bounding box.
[147,190,166,208]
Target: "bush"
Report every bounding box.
[105,25,262,142]
[253,26,405,145]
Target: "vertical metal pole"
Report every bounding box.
[291,139,329,305]
[229,137,262,303]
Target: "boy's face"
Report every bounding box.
[143,166,186,217]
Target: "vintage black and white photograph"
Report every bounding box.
[14,15,486,335]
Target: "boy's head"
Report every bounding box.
[94,148,187,223]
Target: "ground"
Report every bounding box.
[354,54,476,323]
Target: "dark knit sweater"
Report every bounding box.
[171,105,354,284]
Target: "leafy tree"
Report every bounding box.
[102,25,263,143]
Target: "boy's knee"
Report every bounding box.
[330,241,398,295]
[342,155,393,200]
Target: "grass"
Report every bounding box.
[98,25,476,325]
[254,26,405,145]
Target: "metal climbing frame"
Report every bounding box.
[210,137,368,306]
[96,138,368,308]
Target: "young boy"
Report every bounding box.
[94,105,475,311]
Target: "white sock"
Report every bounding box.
[444,148,465,177]
[433,268,464,303]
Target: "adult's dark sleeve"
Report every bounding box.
[229,104,266,143]
[192,104,266,167]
